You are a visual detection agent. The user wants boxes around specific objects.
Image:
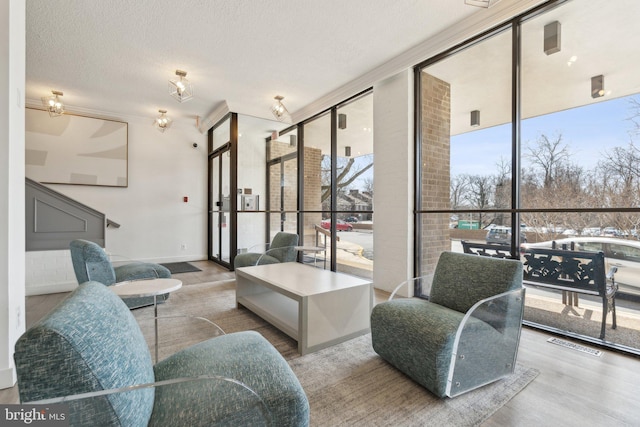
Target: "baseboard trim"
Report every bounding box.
[0,366,16,390]
[26,281,77,296]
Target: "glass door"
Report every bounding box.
[209,143,232,266]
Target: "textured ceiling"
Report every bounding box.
[25,0,483,125]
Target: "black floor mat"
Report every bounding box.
[160,262,202,274]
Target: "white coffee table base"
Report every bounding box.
[236,262,372,355]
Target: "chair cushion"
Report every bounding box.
[234,253,281,268]
[151,331,309,427]
[430,251,523,313]
[270,232,299,262]
[114,263,171,282]
[14,281,155,427]
[371,298,505,398]
[70,239,117,285]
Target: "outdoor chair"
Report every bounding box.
[234,232,299,269]
[371,251,525,398]
[69,239,171,309]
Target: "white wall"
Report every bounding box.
[373,69,414,295]
[0,0,25,388]
[25,114,207,295]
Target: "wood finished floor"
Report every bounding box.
[3,260,640,426]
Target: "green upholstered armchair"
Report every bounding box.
[69,239,171,309]
[14,281,310,426]
[233,232,299,269]
[371,251,525,398]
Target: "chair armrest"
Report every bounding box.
[388,274,434,300]
[447,288,526,397]
[26,375,272,425]
[255,245,297,265]
[246,243,271,253]
[154,315,226,336]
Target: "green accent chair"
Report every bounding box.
[14,281,310,426]
[70,239,171,309]
[234,232,299,269]
[371,251,525,398]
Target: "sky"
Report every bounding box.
[451,95,639,178]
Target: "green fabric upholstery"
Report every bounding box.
[371,251,524,398]
[14,282,310,427]
[14,282,155,426]
[234,232,299,269]
[151,332,309,426]
[69,239,171,309]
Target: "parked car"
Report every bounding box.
[601,227,622,237]
[320,219,353,231]
[344,216,359,223]
[522,237,640,296]
[485,226,526,244]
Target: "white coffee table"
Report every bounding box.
[110,278,182,361]
[235,262,372,355]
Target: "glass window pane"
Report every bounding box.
[521,1,640,209]
[303,113,330,248]
[211,116,230,152]
[418,27,512,280]
[336,94,374,279]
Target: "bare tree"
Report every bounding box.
[599,140,640,190]
[321,154,373,203]
[525,133,570,188]
[450,175,469,210]
[466,174,494,227]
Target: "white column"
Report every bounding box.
[373,69,414,296]
[0,0,26,388]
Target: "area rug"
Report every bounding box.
[159,261,202,274]
[133,280,538,427]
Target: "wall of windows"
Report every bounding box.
[416,0,640,354]
[207,92,373,280]
[302,92,374,277]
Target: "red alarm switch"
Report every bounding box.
[183,196,188,203]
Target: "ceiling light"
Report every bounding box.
[154,109,172,132]
[543,21,561,55]
[338,113,347,129]
[168,70,193,103]
[464,0,501,8]
[42,90,64,117]
[470,110,480,127]
[591,75,605,98]
[271,95,290,122]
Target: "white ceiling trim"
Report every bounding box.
[291,0,547,124]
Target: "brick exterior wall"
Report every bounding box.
[268,141,298,233]
[420,73,451,276]
[268,142,322,243]
[302,147,323,244]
